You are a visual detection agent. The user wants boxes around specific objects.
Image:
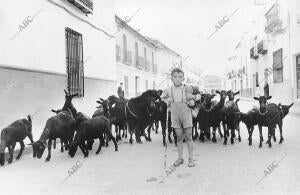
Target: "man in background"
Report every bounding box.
[117,82,125,99]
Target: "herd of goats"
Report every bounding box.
[0,87,294,166]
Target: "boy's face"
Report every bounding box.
[171,72,184,86]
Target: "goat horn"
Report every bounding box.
[64,89,68,95]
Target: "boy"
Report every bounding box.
[161,68,201,167]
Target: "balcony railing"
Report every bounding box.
[67,0,93,14]
[135,56,145,69]
[123,50,132,65]
[250,47,258,60]
[257,40,268,55]
[265,19,283,33]
[145,60,151,71]
[152,63,158,74]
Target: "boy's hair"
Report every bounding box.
[171,68,184,76]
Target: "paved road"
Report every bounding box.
[0,100,299,194]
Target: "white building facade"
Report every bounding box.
[0,0,116,137]
[115,16,183,97]
[226,0,300,105]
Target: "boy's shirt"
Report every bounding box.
[161,85,194,106]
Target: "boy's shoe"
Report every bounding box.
[188,159,195,167]
[173,159,184,166]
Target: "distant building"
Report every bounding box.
[204,75,225,92]
[226,0,300,104]
[115,15,182,97]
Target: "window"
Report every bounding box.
[135,76,140,96]
[296,55,300,98]
[265,4,281,33]
[123,34,127,60]
[65,27,84,97]
[145,80,148,90]
[116,45,121,61]
[124,76,129,98]
[256,72,259,87]
[273,48,283,83]
[135,42,139,67]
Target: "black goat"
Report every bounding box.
[62,90,78,117]
[68,116,118,158]
[253,96,283,148]
[29,110,76,161]
[222,98,241,145]
[197,94,216,142]
[0,115,35,166]
[209,90,227,143]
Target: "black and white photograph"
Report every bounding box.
[0,0,300,194]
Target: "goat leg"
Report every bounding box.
[8,142,16,164]
[212,127,217,143]
[258,126,263,148]
[53,139,56,149]
[267,127,272,148]
[278,122,284,144]
[237,124,241,142]
[45,140,52,162]
[218,125,223,138]
[96,137,103,155]
[16,141,25,160]
[28,133,36,158]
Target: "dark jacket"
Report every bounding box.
[117,86,124,98]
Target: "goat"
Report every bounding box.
[253,96,283,148]
[222,98,241,145]
[68,116,118,158]
[0,115,35,166]
[29,109,76,161]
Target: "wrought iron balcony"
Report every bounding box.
[123,50,132,65]
[265,19,283,34]
[136,56,145,69]
[257,40,268,55]
[67,0,93,14]
[250,47,259,60]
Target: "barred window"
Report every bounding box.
[273,48,283,83]
[65,27,84,97]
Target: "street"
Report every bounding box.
[0,100,299,195]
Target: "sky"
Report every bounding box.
[114,0,267,77]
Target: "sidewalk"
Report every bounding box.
[237,96,300,118]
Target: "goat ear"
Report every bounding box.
[100,98,104,101]
[64,89,68,95]
[253,97,259,101]
[289,103,294,108]
[267,96,272,100]
[234,91,240,95]
[216,90,220,94]
[96,101,101,104]
[51,109,57,113]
